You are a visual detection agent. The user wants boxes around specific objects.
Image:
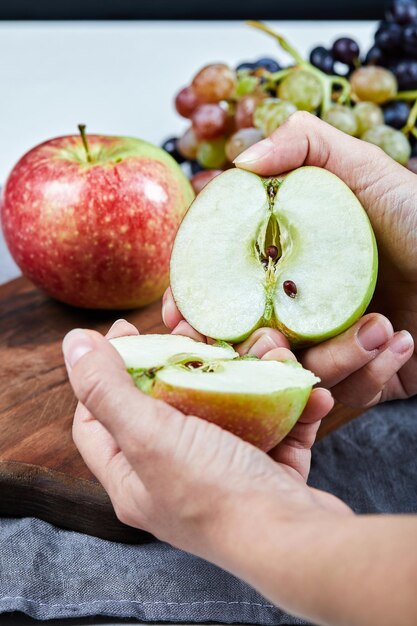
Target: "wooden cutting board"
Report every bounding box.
[0,277,363,543]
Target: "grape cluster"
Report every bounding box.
[163,58,281,192]
[162,5,417,193]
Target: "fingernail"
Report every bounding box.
[62,329,93,369]
[357,318,392,351]
[110,318,127,330]
[389,330,414,355]
[233,138,273,165]
[161,302,167,326]
[248,334,278,357]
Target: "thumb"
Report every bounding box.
[233,111,403,197]
[62,328,184,477]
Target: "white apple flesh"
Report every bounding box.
[111,334,319,451]
[170,167,378,346]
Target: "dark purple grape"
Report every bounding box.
[236,61,255,72]
[254,57,281,73]
[365,45,388,65]
[332,37,360,64]
[189,160,204,175]
[383,100,410,128]
[403,24,417,56]
[391,58,417,88]
[161,137,185,164]
[375,22,403,50]
[309,46,335,74]
[386,0,417,25]
[181,160,204,178]
[411,137,417,156]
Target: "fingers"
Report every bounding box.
[171,320,207,342]
[162,287,184,330]
[106,318,139,339]
[331,330,414,407]
[270,388,334,480]
[63,328,186,482]
[72,319,139,484]
[233,111,393,194]
[235,327,290,356]
[299,313,394,389]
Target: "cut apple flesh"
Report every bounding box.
[170,167,378,345]
[110,333,319,451]
[111,333,237,369]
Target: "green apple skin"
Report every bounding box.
[151,378,312,451]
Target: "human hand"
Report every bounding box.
[64,319,346,556]
[164,112,416,407]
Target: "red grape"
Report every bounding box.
[235,95,262,129]
[225,128,263,161]
[175,86,200,118]
[192,104,229,140]
[192,63,236,103]
[177,128,198,160]
[190,169,223,194]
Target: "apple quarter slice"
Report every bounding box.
[170,167,378,346]
[153,359,319,451]
[110,333,319,451]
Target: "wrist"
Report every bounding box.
[196,482,350,609]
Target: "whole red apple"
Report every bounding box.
[1,127,194,309]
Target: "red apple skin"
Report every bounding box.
[152,379,311,451]
[1,135,194,309]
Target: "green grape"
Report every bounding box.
[254,98,297,136]
[196,137,227,168]
[381,130,411,164]
[278,70,322,112]
[350,67,397,104]
[322,105,358,136]
[362,124,411,164]
[353,102,384,136]
[361,124,391,145]
[235,72,259,98]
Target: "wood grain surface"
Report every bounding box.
[0,277,363,542]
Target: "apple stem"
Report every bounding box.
[78,124,93,163]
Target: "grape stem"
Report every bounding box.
[395,90,417,100]
[246,21,305,65]
[402,97,417,135]
[247,21,351,115]
[331,76,351,104]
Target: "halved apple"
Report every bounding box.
[111,334,319,451]
[170,167,378,346]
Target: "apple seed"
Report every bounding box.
[266,245,278,259]
[283,280,297,298]
[185,360,204,369]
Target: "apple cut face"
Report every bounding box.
[170,167,378,346]
[110,333,319,451]
[111,334,237,369]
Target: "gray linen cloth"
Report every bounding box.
[0,397,416,625]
